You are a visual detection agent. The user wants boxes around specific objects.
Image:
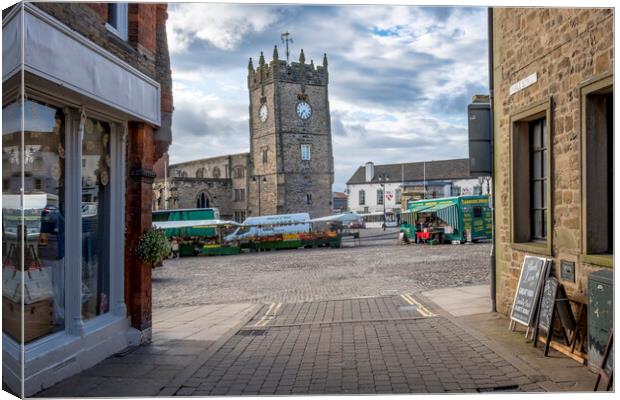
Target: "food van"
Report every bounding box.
[400,195,492,244]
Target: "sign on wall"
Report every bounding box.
[509,73,538,96]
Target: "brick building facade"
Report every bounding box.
[155,48,334,220]
[490,8,613,332]
[2,2,172,395]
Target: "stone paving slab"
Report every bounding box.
[36,303,260,397]
[422,285,492,316]
[173,296,541,395]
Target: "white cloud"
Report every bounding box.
[166,5,488,191]
[167,4,279,53]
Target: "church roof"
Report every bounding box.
[346,158,472,185]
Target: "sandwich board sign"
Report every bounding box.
[510,255,550,330]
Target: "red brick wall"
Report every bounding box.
[85,3,107,20]
[129,4,157,55]
[125,122,157,334]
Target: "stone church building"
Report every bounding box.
[154,47,334,220]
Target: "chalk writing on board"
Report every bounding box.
[538,277,559,332]
[510,256,549,327]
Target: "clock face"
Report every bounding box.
[259,104,268,122]
[296,101,312,120]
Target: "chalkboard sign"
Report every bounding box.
[594,332,613,391]
[555,284,577,336]
[510,256,549,327]
[538,277,559,332]
[603,337,613,378]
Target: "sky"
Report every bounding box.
[166,4,489,191]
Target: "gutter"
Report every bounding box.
[488,7,497,312]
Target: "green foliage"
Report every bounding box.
[135,228,170,267]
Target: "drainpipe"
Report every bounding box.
[488,7,497,313]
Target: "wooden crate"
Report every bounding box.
[2,297,54,343]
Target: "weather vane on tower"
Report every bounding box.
[281,32,293,63]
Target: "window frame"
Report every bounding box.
[261,147,268,164]
[1,87,128,355]
[300,144,311,161]
[377,188,384,206]
[509,98,553,256]
[105,3,129,41]
[580,73,613,267]
[359,189,365,205]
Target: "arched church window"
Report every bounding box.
[196,192,209,208]
[196,168,205,178]
[212,167,221,178]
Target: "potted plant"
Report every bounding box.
[135,228,171,268]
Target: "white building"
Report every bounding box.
[345,159,491,214]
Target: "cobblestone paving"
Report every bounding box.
[153,229,491,308]
[173,296,540,395]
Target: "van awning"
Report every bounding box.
[408,204,432,213]
[424,203,459,230]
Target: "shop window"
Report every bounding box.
[301,144,311,161]
[377,188,384,205]
[81,117,112,320]
[510,99,552,252]
[582,77,613,258]
[359,189,365,205]
[2,99,67,342]
[106,3,128,40]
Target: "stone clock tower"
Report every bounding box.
[247,46,334,217]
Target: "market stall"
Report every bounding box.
[400,195,491,244]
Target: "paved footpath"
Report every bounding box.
[163,295,542,396]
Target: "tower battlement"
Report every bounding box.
[248,47,328,90]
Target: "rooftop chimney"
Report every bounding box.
[365,162,375,182]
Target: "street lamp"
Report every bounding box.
[377,173,389,230]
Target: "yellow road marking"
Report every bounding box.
[254,302,282,327]
[401,294,435,317]
[254,303,275,327]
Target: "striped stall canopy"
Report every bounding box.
[426,203,460,230]
[402,205,432,225]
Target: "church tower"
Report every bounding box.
[247,47,334,217]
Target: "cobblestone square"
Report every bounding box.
[153,229,491,307]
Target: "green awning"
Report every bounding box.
[408,204,432,213]
[425,203,459,230]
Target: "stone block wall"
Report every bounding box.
[492,8,613,315]
[169,178,234,219]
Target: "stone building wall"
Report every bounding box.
[164,153,250,220]
[169,178,234,218]
[247,50,334,218]
[492,8,613,315]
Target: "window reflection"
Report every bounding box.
[2,100,65,342]
[81,117,111,319]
